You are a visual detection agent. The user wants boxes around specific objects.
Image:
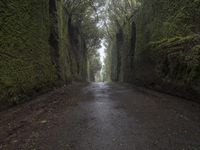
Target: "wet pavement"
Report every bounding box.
[1,83,200,149]
[37,83,200,150]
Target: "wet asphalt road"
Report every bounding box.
[35,83,200,150]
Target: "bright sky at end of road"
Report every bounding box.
[98,40,106,66]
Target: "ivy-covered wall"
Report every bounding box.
[0,0,88,104]
[57,0,87,82]
[57,0,88,82]
[0,0,56,104]
[134,0,200,100]
[110,21,136,82]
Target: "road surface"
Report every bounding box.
[0,83,200,150]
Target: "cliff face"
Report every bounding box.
[132,0,200,101]
[0,0,88,104]
[56,0,88,82]
[134,35,200,100]
[110,21,136,82]
[109,0,200,101]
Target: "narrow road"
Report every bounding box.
[0,83,200,150]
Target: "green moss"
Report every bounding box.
[149,35,200,87]
[149,34,200,50]
[0,0,57,104]
[57,1,73,82]
[0,0,89,104]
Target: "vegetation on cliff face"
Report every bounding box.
[149,35,200,86]
[135,0,200,65]
[0,0,102,104]
[102,0,139,82]
[0,0,56,104]
[134,0,200,100]
[103,0,200,100]
[1,0,200,104]
[62,0,102,82]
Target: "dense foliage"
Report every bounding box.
[135,0,200,56]
[1,0,200,104]
[104,0,200,100]
[134,0,200,100]
[103,0,139,82]
[0,0,56,104]
[0,0,102,104]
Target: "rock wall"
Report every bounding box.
[134,0,200,101]
[110,21,136,82]
[109,0,200,101]
[56,0,87,82]
[137,35,200,100]
[0,0,88,104]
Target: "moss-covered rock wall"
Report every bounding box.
[110,21,136,82]
[0,0,88,104]
[57,0,88,82]
[108,0,200,101]
[134,0,200,101]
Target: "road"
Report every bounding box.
[0,83,200,150]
